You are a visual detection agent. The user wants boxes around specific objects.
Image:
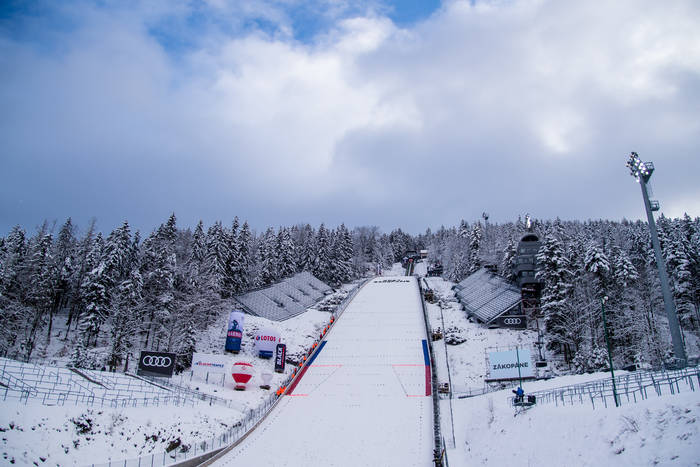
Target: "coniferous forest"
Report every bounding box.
[1,213,698,373]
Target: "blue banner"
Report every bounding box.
[225,310,245,352]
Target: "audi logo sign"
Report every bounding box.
[142,356,172,367]
[137,351,176,378]
[495,315,527,329]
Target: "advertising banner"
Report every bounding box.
[274,343,286,373]
[192,352,228,376]
[254,327,280,359]
[488,348,534,380]
[225,310,245,352]
[232,362,254,390]
[494,315,527,329]
[137,351,176,378]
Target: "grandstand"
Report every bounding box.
[0,358,235,408]
[234,272,333,321]
[454,268,521,325]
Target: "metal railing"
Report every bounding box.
[509,366,700,409]
[416,277,446,466]
[0,358,201,408]
[92,279,369,467]
[88,389,285,467]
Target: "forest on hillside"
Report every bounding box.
[1,213,698,373]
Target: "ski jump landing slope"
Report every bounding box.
[213,277,434,467]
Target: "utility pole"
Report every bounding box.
[626,152,687,368]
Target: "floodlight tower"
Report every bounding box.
[626,152,687,368]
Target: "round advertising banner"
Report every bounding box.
[232,361,254,390]
[254,327,280,359]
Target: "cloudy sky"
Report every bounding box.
[1,0,699,236]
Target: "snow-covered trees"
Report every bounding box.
[2,213,698,375]
[331,224,354,285]
[78,233,110,347]
[536,233,574,353]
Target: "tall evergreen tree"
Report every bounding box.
[536,233,575,354]
[79,233,110,347]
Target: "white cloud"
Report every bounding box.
[1,0,699,234]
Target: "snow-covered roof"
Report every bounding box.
[455,268,521,323]
[235,272,332,321]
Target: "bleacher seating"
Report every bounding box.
[234,272,333,321]
[0,357,200,407]
[455,268,521,324]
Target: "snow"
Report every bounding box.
[2,266,699,466]
[0,286,352,466]
[211,276,434,467]
[0,403,242,466]
[448,389,700,466]
[423,273,700,467]
[424,276,539,392]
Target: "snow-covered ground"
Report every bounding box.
[211,276,434,466]
[424,276,539,392]
[423,274,700,467]
[0,286,354,466]
[2,266,699,467]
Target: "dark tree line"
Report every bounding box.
[0,215,372,369]
[425,214,700,371]
[2,213,698,373]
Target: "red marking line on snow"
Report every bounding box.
[425,366,432,397]
[391,364,430,397]
[286,366,310,395]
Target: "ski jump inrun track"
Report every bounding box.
[209,276,435,467]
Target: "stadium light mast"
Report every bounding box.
[625,152,687,368]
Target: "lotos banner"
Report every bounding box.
[255,327,280,359]
[225,310,245,353]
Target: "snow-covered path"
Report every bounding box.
[212,277,434,467]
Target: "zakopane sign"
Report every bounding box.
[488,349,534,380]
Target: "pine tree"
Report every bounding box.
[226,217,243,293]
[276,227,296,279]
[536,233,575,354]
[78,233,111,347]
[298,224,316,272]
[0,226,28,356]
[22,232,56,359]
[65,220,97,338]
[468,223,482,273]
[140,216,177,350]
[103,221,132,283]
[257,227,278,287]
[666,237,695,329]
[204,222,229,296]
[108,269,142,371]
[237,221,252,292]
[313,224,332,282]
[333,224,354,284]
[500,237,517,282]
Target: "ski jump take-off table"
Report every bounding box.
[211,276,435,466]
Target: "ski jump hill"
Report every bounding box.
[210,276,435,466]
